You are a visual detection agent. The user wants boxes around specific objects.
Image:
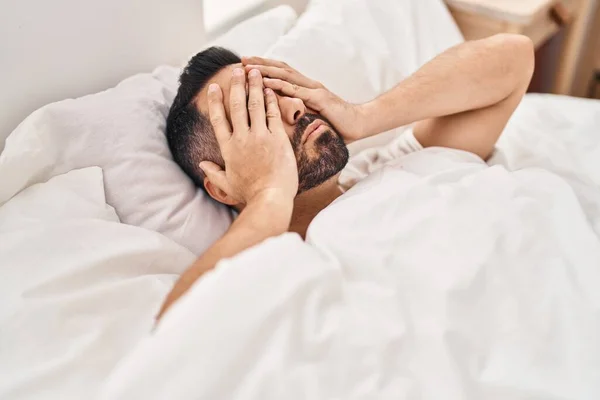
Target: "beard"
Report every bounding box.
[292,113,349,193]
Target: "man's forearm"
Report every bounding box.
[157,190,293,320]
[359,34,532,137]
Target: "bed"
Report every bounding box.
[1,0,600,399]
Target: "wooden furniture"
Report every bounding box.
[444,0,590,96]
[574,2,600,98]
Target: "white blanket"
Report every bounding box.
[99,95,600,400]
[0,168,195,399]
[1,98,599,399]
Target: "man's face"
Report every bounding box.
[196,63,349,193]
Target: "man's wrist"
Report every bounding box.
[356,101,380,138]
[358,93,413,138]
[246,188,294,234]
[248,188,294,209]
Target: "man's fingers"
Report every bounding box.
[229,68,249,133]
[242,56,287,69]
[264,88,285,134]
[247,69,266,130]
[243,65,319,89]
[263,77,316,104]
[243,65,288,81]
[199,161,231,194]
[207,83,231,146]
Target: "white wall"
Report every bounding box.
[0,0,206,150]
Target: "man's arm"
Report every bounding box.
[245,34,534,160]
[157,190,292,319]
[158,67,299,320]
[361,34,535,159]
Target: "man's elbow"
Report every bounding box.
[506,34,535,79]
[491,33,535,85]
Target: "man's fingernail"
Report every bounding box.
[233,68,243,77]
[208,83,218,93]
[249,69,260,77]
[264,88,273,95]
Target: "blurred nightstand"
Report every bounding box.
[444,0,588,95]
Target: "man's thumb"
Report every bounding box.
[199,161,219,175]
[199,161,229,191]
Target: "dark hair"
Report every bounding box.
[166,46,241,189]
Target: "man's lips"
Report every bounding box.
[302,120,327,144]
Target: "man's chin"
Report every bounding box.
[297,157,348,193]
[295,126,349,193]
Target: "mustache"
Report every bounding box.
[292,113,336,145]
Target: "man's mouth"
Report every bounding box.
[302,120,327,144]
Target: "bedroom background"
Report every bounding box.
[1,0,598,153]
[0,0,309,153]
[2,1,600,399]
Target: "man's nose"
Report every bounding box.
[277,95,306,125]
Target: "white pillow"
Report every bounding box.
[265,0,463,153]
[0,6,297,256]
[209,5,298,58]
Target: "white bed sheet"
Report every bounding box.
[100,94,600,400]
[491,94,600,236]
[1,68,600,400]
[1,0,600,398]
[0,167,196,399]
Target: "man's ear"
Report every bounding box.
[200,161,244,207]
[203,178,239,206]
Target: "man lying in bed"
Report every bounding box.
[158,33,534,318]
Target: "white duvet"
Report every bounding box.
[1,99,600,399]
[97,95,600,400]
[1,3,600,398]
[0,168,195,399]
